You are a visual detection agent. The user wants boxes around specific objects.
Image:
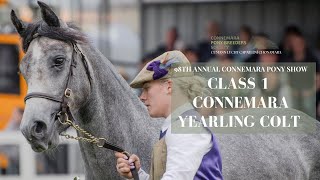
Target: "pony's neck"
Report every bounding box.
[76,43,153,147]
[69,43,159,179]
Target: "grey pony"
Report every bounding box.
[11,1,320,180]
[214,108,320,180]
[11,1,160,180]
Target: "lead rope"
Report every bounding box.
[58,108,139,180]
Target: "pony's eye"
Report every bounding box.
[53,57,65,66]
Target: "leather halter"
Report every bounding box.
[24,42,79,120]
[23,40,139,180]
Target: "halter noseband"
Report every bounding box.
[24,42,81,124]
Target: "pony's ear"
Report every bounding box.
[10,10,26,35]
[38,1,60,27]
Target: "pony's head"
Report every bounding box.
[11,1,91,152]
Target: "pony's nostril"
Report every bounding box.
[33,121,47,134]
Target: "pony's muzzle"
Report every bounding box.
[21,120,50,152]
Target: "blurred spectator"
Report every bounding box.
[246,32,279,63]
[253,33,270,49]
[207,44,233,64]
[5,107,24,131]
[197,21,220,62]
[151,27,185,56]
[289,32,319,68]
[259,49,279,64]
[183,46,200,64]
[314,31,320,62]
[279,25,302,62]
[287,32,319,116]
[233,25,255,62]
[245,33,269,63]
[250,51,292,109]
[315,33,320,120]
[317,90,320,120]
[203,44,242,116]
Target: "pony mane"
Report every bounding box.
[21,20,87,52]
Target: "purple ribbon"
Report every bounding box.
[147,60,169,80]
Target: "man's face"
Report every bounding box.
[166,29,177,46]
[290,35,305,55]
[140,80,170,118]
[240,30,250,42]
[260,54,278,64]
[207,22,219,38]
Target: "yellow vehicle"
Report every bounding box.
[0,34,25,130]
[0,0,25,130]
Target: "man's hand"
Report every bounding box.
[115,152,141,179]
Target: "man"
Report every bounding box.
[115,51,223,180]
[152,27,185,57]
[197,21,220,62]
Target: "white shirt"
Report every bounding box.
[137,103,212,180]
